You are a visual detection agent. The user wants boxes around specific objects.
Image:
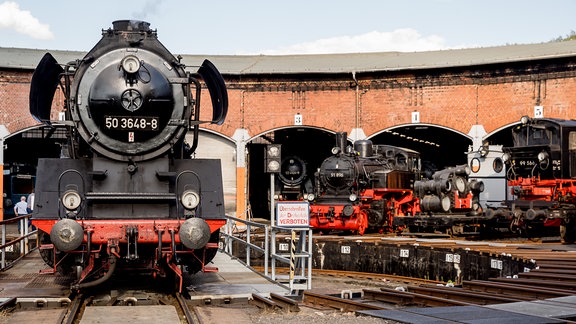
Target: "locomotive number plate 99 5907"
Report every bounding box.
[104,116,159,131]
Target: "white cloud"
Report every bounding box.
[0,1,53,40]
[244,28,462,55]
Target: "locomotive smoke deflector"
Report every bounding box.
[29,53,64,125]
[195,59,228,125]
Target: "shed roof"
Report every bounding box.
[1,40,576,75]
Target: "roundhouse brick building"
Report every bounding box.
[2,40,576,219]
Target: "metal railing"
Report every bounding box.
[1,214,37,270]
[222,215,269,275]
[270,225,313,291]
[221,213,312,292]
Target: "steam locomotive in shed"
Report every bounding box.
[383,116,576,242]
[274,155,314,201]
[29,20,228,292]
[497,116,576,243]
[305,132,484,235]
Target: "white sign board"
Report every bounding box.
[534,105,543,118]
[411,111,420,123]
[276,201,310,227]
[294,113,303,125]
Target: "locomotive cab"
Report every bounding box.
[502,116,576,243]
[504,116,576,180]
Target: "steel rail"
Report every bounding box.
[462,279,575,299]
[489,277,576,291]
[408,285,525,305]
[59,293,84,324]
[303,291,389,312]
[175,292,196,324]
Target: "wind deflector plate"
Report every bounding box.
[29,53,64,124]
[197,59,228,125]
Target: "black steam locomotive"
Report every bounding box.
[307,132,484,235]
[29,20,228,291]
[500,116,576,243]
[274,155,313,201]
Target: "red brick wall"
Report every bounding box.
[3,62,576,138]
[1,70,65,133]
[0,71,35,132]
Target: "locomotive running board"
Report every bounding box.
[29,53,64,125]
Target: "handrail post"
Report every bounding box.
[1,223,6,268]
[23,215,29,255]
[271,226,276,281]
[246,222,251,267]
[264,225,269,276]
[308,228,313,289]
[19,219,24,256]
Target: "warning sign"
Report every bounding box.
[276,201,310,228]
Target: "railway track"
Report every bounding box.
[2,289,196,324]
[2,236,575,323]
[293,254,576,322]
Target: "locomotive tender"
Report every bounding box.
[29,20,228,291]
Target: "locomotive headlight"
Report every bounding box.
[306,193,315,201]
[181,190,200,210]
[502,153,511,163]
[121,55,141,74]
[520,115,530,125]
[537,151,549,162]
[349,193,358,202]
[453,176,467,194]
[61,190,81,210]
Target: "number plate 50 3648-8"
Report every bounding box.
[104,116,159,131]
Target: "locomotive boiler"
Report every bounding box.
[28,20,228,291]
[501,116,576,243]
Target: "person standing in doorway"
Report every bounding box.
[14,196,28,233]
[14,196,28,216]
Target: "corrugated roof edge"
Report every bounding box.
[2,41,576,74]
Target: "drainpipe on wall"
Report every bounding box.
[0,125,10,221]
[352,71,359,129]
[349,72,366,141]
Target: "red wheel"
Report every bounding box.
[356,212,368,235]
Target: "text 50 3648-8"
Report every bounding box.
[104,116,159,131]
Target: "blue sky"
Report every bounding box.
[0,0,575,55]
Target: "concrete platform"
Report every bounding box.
[486,295,576,320]
[0,250,72,299]
[79,305,181,324]
[186,252,290,305]
[358,305,570,323]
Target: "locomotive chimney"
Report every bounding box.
[335,132,347,154]
[112,20,151,32]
